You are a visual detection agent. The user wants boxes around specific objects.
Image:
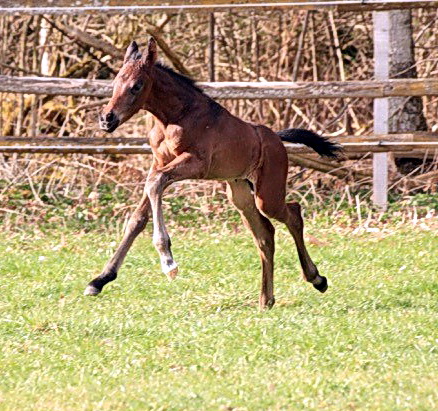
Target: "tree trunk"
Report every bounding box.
[386,10,428,174]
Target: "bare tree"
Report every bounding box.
[386,10,428,173]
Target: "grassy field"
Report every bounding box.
[0,219,437,410]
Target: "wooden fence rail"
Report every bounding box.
[1,76,438,100]
[1,0,437,14]
[1,135,437,155]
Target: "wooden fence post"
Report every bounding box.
[373,11,390,210]
[208,13,215,82]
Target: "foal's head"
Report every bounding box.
[99,38,157,132]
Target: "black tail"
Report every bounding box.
[277,128,342,158]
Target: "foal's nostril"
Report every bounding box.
[106,111,115,122]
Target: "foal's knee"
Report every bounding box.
[146,172,167,198]
[145,179,159,198]
[153,234,171,253]
[126,211,148,234]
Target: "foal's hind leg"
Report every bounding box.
[84,191,151,295]
[258,199,327,292]
[254,140,328,293]
[226,180,276,310]
[283,202,327,292]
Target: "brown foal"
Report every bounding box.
[85,38,340,309]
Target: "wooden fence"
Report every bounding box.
[1,0,438,14]
[1,76,438,100]
[0,0,437,209]
[1,135,437,155]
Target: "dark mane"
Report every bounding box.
[155,62,223,116]
[155,62,204,94]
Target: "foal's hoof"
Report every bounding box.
[260,297,276,310]
[313,276,328,293]
[163,263,178,281]
[266,297,276,309]
[83,285,101,296]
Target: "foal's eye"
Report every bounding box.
[130,82,143,95]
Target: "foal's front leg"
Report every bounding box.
[84,189,151,296]
[146,153,205,280]
[146,171,178,280]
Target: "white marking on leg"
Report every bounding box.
[153,220,178,273]
[149,176,178,279]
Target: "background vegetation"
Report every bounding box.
[0,9,437,226]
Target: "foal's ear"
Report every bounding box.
[124,41,139,65]
[142,37,158,67]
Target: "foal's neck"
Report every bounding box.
[143,66,202,126]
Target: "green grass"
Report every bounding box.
[0,221,437,410]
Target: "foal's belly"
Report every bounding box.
[206,135,260,180]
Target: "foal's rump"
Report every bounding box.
[252,125,290,210]
[250,127,341,220]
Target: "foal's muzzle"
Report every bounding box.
[99,111,120,133]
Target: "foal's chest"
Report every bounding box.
[149,124,189,164]
[164,125,186,154]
